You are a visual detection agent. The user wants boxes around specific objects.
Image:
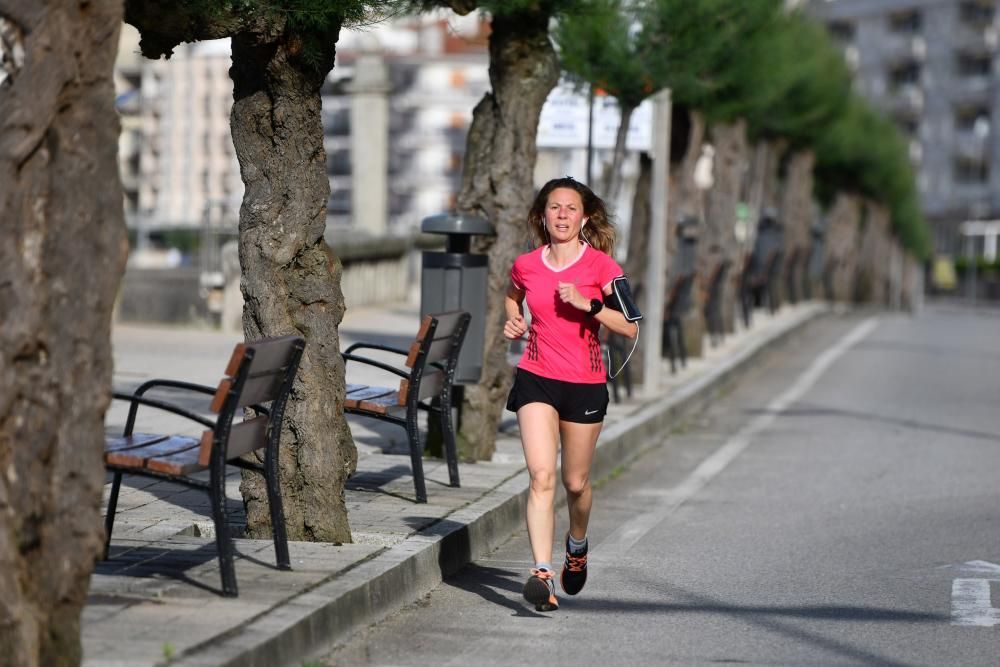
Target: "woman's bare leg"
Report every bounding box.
[517,402,561,566]
[559,420,603,540]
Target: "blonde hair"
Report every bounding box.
[527,177,616,255]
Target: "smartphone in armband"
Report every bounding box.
[604,276,643,322]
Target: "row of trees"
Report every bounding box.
[557,0,928,350]
[1,1,928,663]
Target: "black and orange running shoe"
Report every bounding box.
[523,568,559,611]
[560,536,588,595]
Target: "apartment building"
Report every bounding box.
[807,0,1000,257]
[114,12,490,245]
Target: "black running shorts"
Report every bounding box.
[506,368,609,424]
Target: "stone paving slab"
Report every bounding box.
[84,298,827,667]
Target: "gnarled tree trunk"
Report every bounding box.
[229,29,355,542]
[704,119,748,333]
[455,8,560,461]
[824,192,863,303]
[778,149,815,304]
[0,2,127,664]
[667,109,706,358]
[621,151,653,384]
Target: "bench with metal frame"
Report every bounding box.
[103,334,305,597]
[342,310,470,503]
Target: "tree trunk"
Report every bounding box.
[454,9,560,461]
[824,192,862,303]
[854,200,892,304]
[704,119,748,333]
[0,2,126,664]
[778,150,815,304]
[603,103,634,206]
[621,151,653,385]
[230,29,355,542]
[667,109,706,358]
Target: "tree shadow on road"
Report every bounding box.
[567,581,944,667]
[752,402,1000,443]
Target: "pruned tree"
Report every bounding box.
[124,0,402,543]
[411,0,575,460]
[0,2,127,664]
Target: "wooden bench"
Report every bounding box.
[342,310,470,503]
[104,335,305,597]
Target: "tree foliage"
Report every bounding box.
[554,0,652,110]
[814,96,931,258]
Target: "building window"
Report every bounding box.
[888,10,922,34]
[954,104,990,133]
[956,51,992,77]
[888,60,921,90]
[326,149,351,176]
[959,0,996,28]
[327,189,350,214]
[954,156,990,183]
[828,20,855,42]
[895,116,919,137]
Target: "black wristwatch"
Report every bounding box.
[587,298,604,317]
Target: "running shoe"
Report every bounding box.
[523,568,558,611]
[560,535,588,595]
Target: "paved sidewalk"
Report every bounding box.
[84,299,827,667]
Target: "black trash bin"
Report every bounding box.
[420,214,494,385]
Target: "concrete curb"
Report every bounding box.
[173,303,827,667]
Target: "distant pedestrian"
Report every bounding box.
[503,177,639,611]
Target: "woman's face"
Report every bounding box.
[544,187,587,244]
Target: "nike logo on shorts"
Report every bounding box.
[584,409,598,415]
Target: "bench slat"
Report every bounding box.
[105,433,170,453]
[222,416,270,463]
[421,336,456,366]
[345,385,406,414]
[210,372,287,413]
[146,447,206,476]
[426,310,466,336]
[345,385,399,407]
[225,335,302,377]
[416,369,445,401]
[235,372,286,408]
[105,435,200,469]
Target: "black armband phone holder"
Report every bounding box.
[603,276,643,322]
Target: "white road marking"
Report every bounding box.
[952,579,1000,627]
[595,317,880,559]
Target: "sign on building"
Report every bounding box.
[537,80,653,151]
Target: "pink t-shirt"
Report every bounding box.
[510,244,624,384]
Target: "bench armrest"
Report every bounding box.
[131,378,218,397]
[112,392,215,436]
[341,352,408,379]
[343,342,408,357]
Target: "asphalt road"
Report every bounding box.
[319,306,1000,667]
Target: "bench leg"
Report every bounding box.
[407,409,428,503]
[209,475,238,597]
[439,393,461,488]
[103,471,123,560]
[264,452,291,570]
